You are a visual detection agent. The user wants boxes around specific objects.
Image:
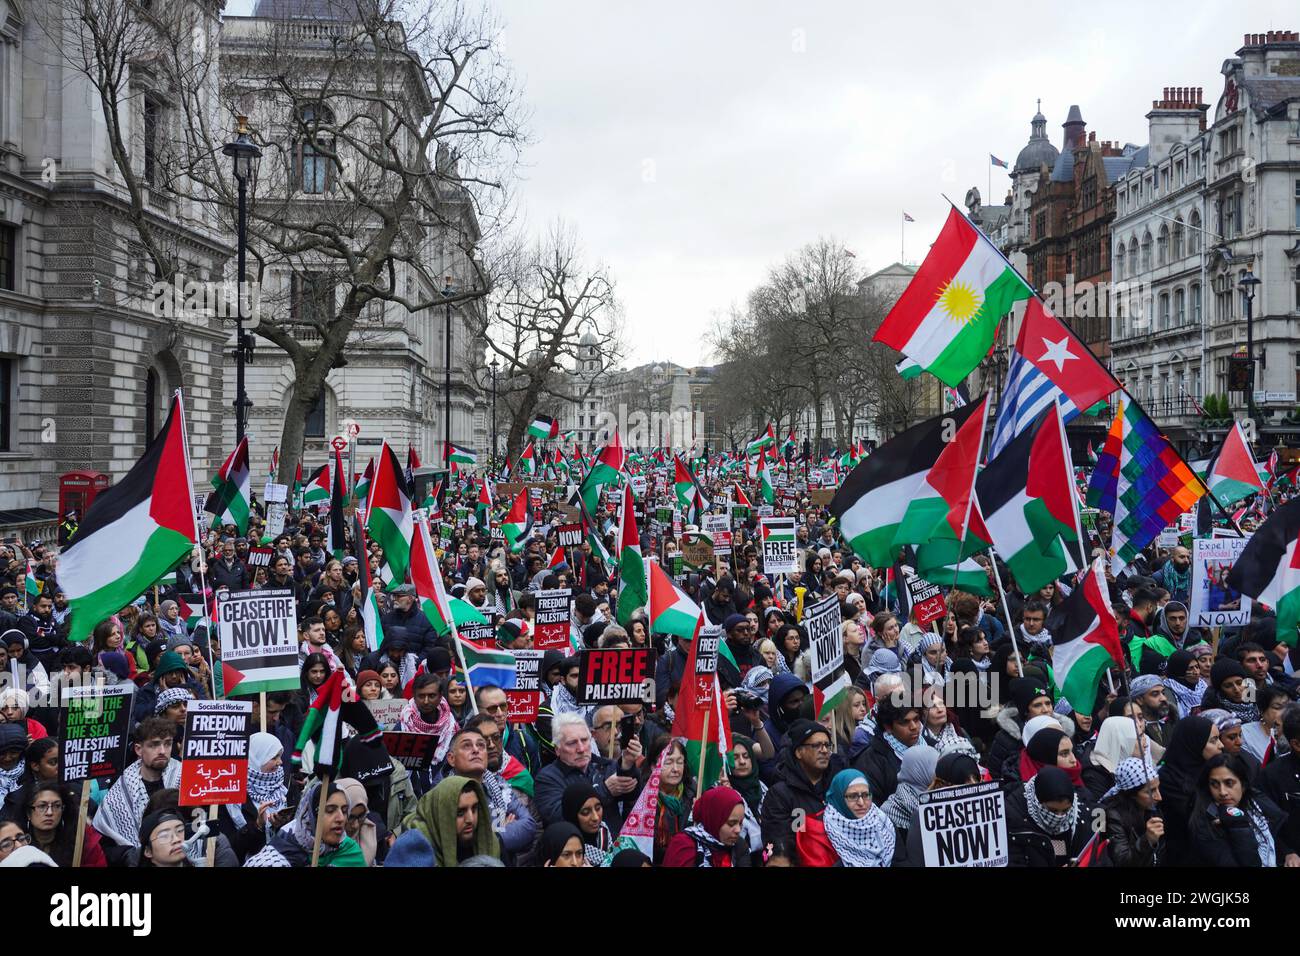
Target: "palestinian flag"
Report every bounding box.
[673,454,708,514]
[781,430,797,462]
[758,458,775,505]
[648,559,700,638]
[671,616,733,789]
[454,636,517,690]
[475,476,494,529]
[205,437,251,533]
[292,669,345,771]
[516,441,537,477]
[410,518,488,636]
[831,400,988,569]
[327,448,347,559]
[447,443,477,466]
[1228,497,1300,647]
[60,392,199,642]
[351,514,384,652]
[23,559,41,608]
[1205,421,1264,508]
[975,404,1082,593]
[502,488,534,552]
[732,483,752,511]
[547,547,567,570]
[528,413,561,441]
[928,553,994,596]
[365,442,413,590]
[872,205,1033,386]
[268,446,279,478]
[422,479,441,514]
[352,457,374,507]
[579,431,626,516]
[1086,441,1098,466]
[406,446,421,489]
[1052,557,1124,712]
[302,463,330,505]
[616,482,647,626]
[292,460,304,508]
[745,423,776,457]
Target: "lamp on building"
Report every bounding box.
[1239,269,1261,424]
[221,115,262,444]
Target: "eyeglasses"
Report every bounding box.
[798,741,832,752]
[32,801,63,814]
[844,791,872,803]
[151,824,186,844]
[0,832,31,853]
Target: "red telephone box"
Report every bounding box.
[59,471,110,520]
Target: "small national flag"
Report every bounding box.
[292,460,304,508]
[578,431,626,516]
[475,476,494,529]
[1086,440,1098,466]
[327,448,347,559]
[1052,557,1124,713]
[648,559,700,639]
[501,488,534,552]
[516,441,537,477]
[454,637,517,690]
[353,456,374,507]
[1204,420,1265,509]
[671,615,733,789]
[990,154,1009,168]
[447,443,477,466]
[365,442,414,590]
[411,518,488,637]
[903,212,915,223]
[205,437,251,533]
[406,446,421,489]
[615,482,647,626]
[302,463,330,505]
[758,458,775,505]
[527,413,561,441]
[60,392,199,641]
[293,669,345,771]
[745,423,776,458]
[1227,497,1300,647]
[23,560,41,609]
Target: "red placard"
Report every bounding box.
[178,700,251,807]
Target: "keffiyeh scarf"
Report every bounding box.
[1167,677,1206,719]
[1023,778,1080,835]
[883,731,910,760]
[400,697,457,764]
[1099,756,1158,802]
[1218,695,1261,724]
[0,764,24,800]
[823,802,895,867]
[680,821,728,868]
[93,759,182,848]
[880,782,922,830]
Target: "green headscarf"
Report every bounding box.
[401,775,500,867]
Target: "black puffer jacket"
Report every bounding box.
[1002,784,1094,867]
[759,745,829,859]
[1187,794,1290,866]
[851,731,902,804]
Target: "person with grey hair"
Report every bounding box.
[533,711,636,829]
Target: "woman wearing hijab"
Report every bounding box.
[879,744,939,845]
[400,775,499,868]
[244,781,366,867]
[539,821,587,867]
[1188,753,1293,867]
[662,786,750,867]
[892,751,982,866]
[334,777,379,866]
[561,780,614,866]
[445,675,473,726]
[1005,765,1093,866]
[1019,727,1086,792]
[0,687,47,742]
[728,735,766,857]
[1083,716,1148,802]
[649,739,693,865]
[822,769,894,867]
[1157,715,1223,865]
[1164,648,1205,719]
[1100,757,1164,866]
[215,732,289,862]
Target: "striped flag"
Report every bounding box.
[292,667,345,770]
[447,443,477,466]
[302,463,330,505]
[990,154,1009,168]
[327,448,347,559]
[205,437,251,533]
[454,637,518,689]
[528,413,560,440]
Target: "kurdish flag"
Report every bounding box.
[365,442,414,590]
[1228,497,1300,646]
[454,637,517,690]
[579,431,626,516]
[1205,420,1265,508]
[648,558,700,639]
[302,463,330,505]
[528,413,560,441]
[832,399,989,572]
[1052,557,1124,712]
[975,403,1083,593]
[60,392,199,642]
[873,205,1032,386]
[502,487,534,552]
[447,443,477,466]
[615,482,647,626]
[1088,396,1204,573]
[205,437,251,533]
[410,517,488,636]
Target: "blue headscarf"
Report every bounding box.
[826,769,871,818]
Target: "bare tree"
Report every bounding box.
[482,223,625,463]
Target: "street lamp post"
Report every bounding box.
[442,276,453,466]
[489,358,499,471]
[221,116,261,445]
[1240,269,1261,427]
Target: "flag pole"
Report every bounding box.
[309,773,331,868]
[985,546,1024,675]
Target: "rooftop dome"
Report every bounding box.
[1013,104,1060,175]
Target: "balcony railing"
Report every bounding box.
[1140,395,1204,422]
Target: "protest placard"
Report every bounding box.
[179,699,252,806]
[382,731,438,771]
[576,648,656,703]
[506,650,543,723]
[1190,537,1253,627]
[903,569,947,626]
[556,523,584,548]
[804,593,846,714]
[692,624,722,710]
[58,684,134,786]
[918,781,1008,867]
[365,697,407,729]
[216,588,299,694]
[760,516,798,574]
[702,514,732,556]
[458,620,496,646]
[533,588,573,650]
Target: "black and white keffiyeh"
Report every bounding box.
[92,758,182,848]
[1023,778,1080,835]
[823,803,895,867]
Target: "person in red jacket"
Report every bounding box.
[663,786,749,867]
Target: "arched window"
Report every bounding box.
[1116,244,1126,277]
[1141,231,1153,271]
[294,103,335,195]
[305,387,326,438]
[1188,211,1202,253]
[1172,218,1185,258]
[1157,224,1169,265]
[1128,239,1139,278]
[1174,287,1186,326]
[145,367,159,440]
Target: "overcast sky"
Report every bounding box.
[226,0,1296,368]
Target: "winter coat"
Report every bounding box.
[1101,796,1163,867]
[209,558,250,592]
[1002,784,1093,866]
[1259,750,1300,856]
[533,755,626,830]
[984,704,1073,782]
[759,745,829,859]
[1187,794,1290,867]
[851,731,903,804]
[381,604,437,657]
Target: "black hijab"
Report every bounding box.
[1160,715,1214,789]
[539,822,584,865]
[561,781,602,845]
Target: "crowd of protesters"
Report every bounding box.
[0,470,1297,870]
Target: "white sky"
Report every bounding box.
[225,0,1297,367]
